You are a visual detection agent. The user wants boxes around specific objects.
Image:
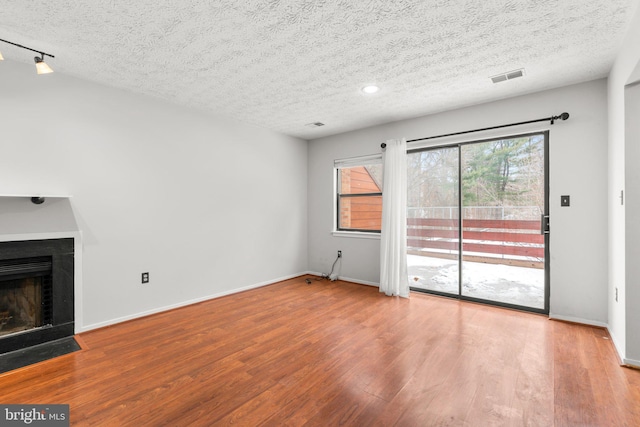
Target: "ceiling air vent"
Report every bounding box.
[490,68,525,84]
[491,74,508,84]
[305,122,325,127]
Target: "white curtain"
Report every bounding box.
[379,138,409,298]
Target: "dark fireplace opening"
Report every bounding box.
[0,239,75,357]
[0,256,53,338]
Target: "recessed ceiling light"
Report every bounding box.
[361,85,380,94]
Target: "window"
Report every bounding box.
[335,156,383,232]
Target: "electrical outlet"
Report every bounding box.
[142,272,149,284]
[338,250,342,258]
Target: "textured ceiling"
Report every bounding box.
[0,1,636,140]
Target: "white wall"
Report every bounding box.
[0,60,308,331]
[608,2,640,365]
[309,79,609,324]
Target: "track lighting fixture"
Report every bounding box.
[34,54,53,74]
[0,38,55,74]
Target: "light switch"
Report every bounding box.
[561,195,570,207]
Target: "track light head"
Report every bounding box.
[0,38,55,73]
[34,54,53,74]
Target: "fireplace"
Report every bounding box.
[0,238,74,355]
[0,257,52,337]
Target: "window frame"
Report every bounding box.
[334,155,383,234]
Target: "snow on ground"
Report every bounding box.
[407,254,544,309]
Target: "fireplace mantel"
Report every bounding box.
[0,196,77,240]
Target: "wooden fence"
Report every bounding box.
[407,217,544,268]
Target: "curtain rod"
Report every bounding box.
[380,112,569,148]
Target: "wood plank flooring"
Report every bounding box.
[1,276,638,426]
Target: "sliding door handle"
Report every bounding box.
[541,214,550,235]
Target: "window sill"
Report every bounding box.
[332,231,381,240]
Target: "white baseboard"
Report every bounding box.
[338,276,379,287]
[550,317,639,369]
[306,271,324,277]
[78,271,308,333]
[606,328,640,369]
[607,327,627,365]
[549,313,608,328]
[305,272,379,287]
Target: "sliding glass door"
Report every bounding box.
[407,147,460,295]
[407,132,548,313]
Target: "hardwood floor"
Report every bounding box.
[1,276,639,426]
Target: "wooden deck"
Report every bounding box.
[1,276,638,426]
